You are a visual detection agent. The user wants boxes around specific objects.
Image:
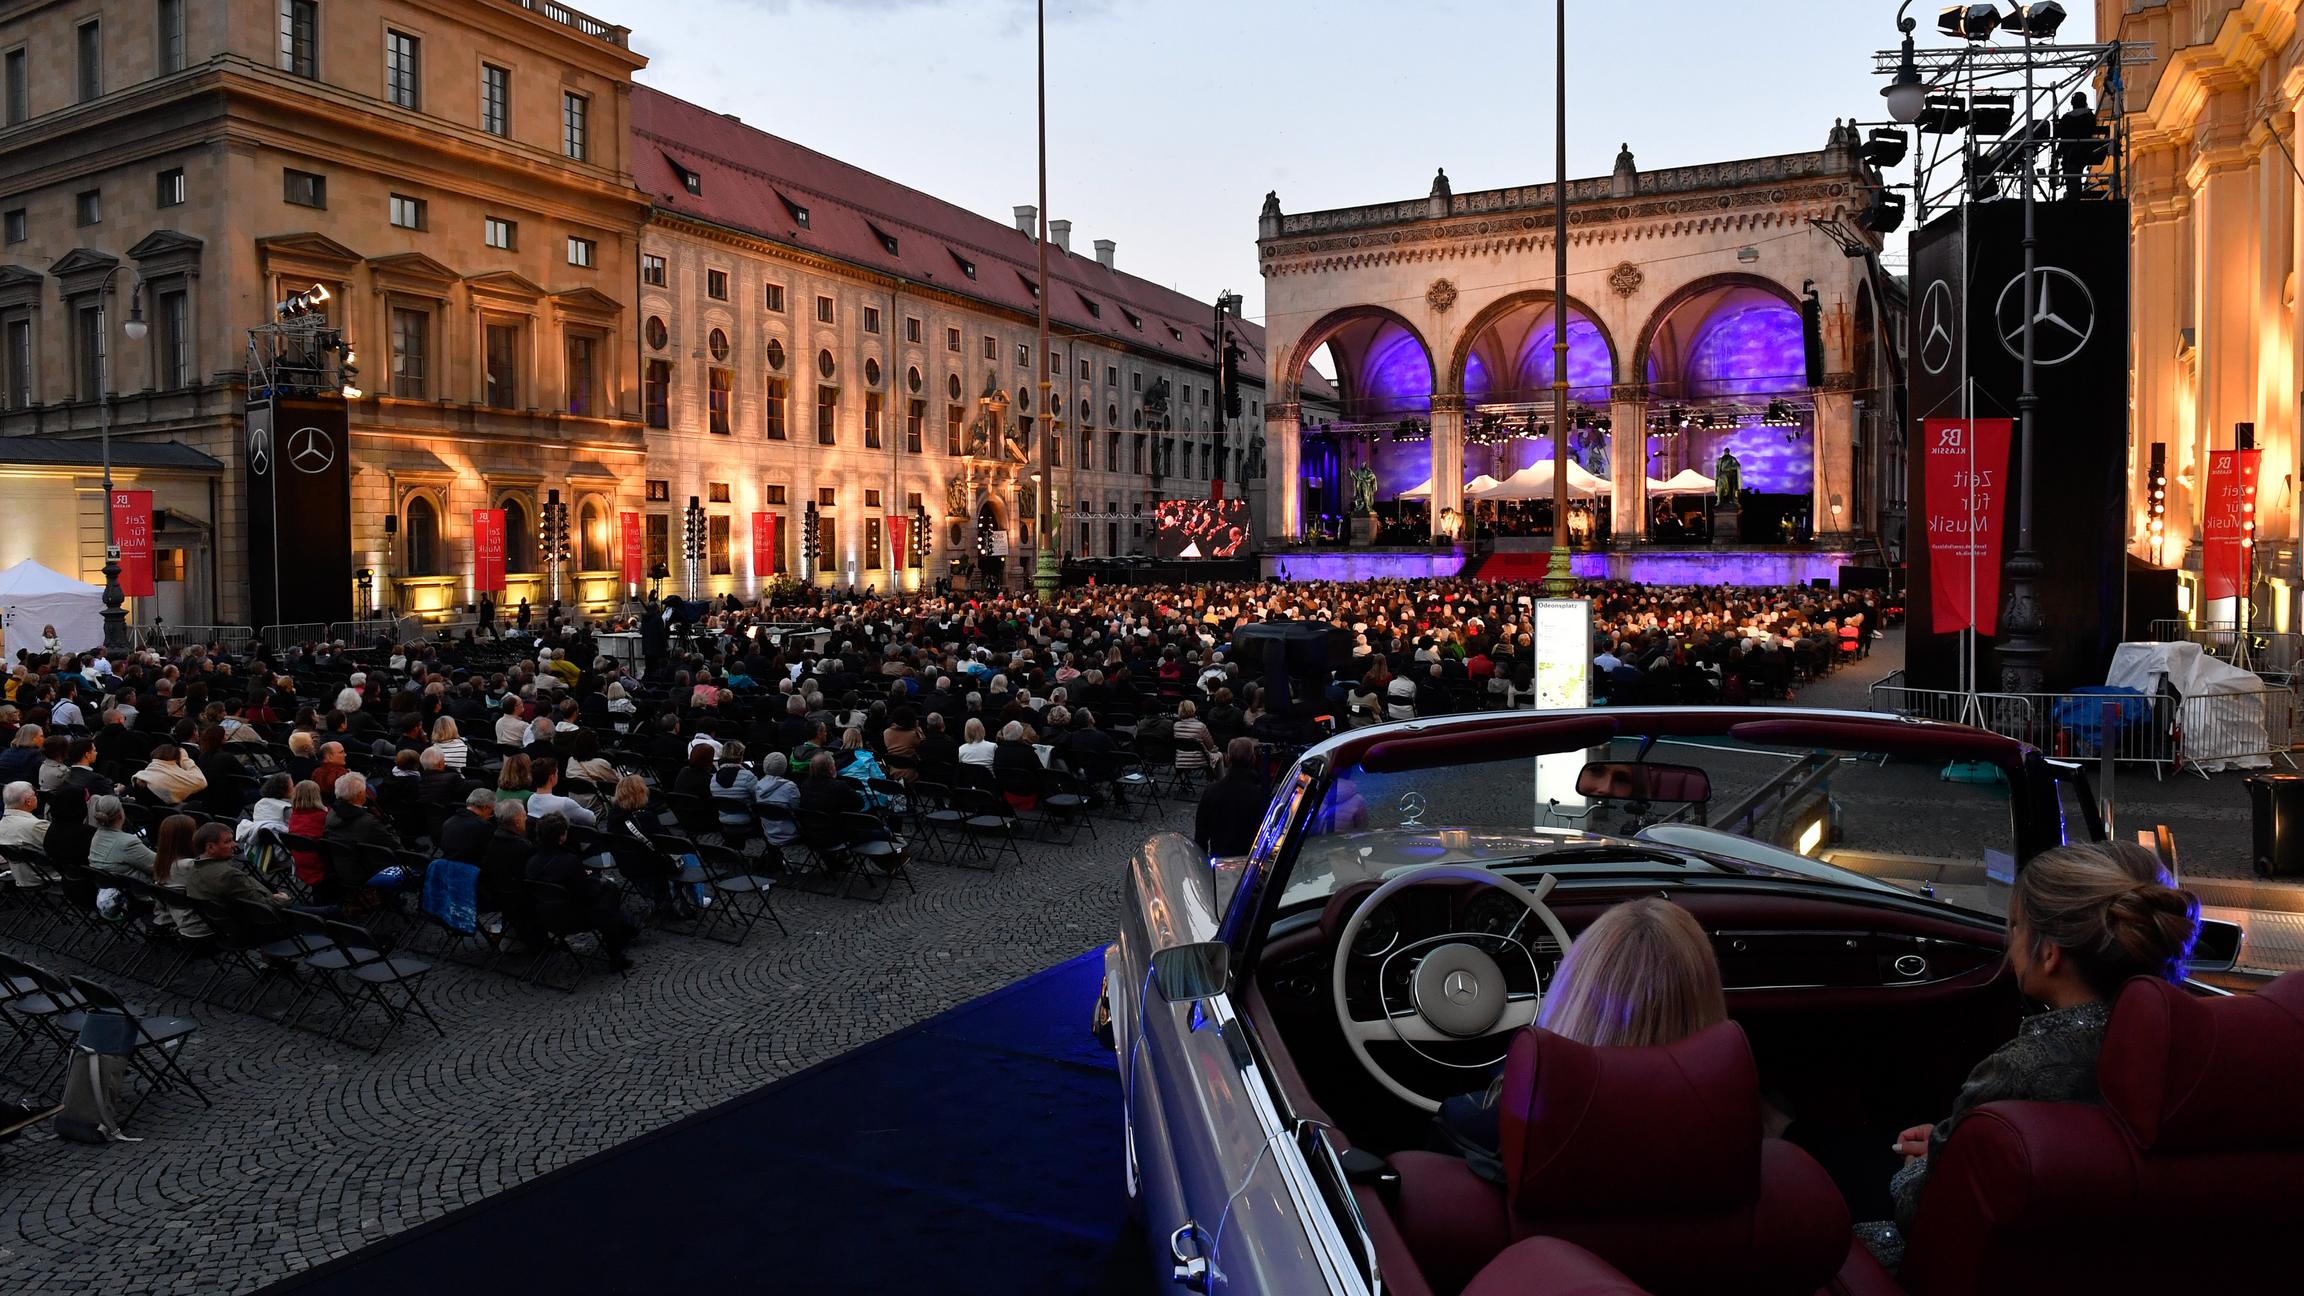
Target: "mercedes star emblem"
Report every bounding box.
[247,425,272,476]
[287,425,337,474]
[1995,266,2095,367]
[1398,791,1428,826]
[1443,969,1479,1004]
[1918,280,1956,377]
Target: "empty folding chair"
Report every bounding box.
[689,842,786,945]
[315,919,443,1051]
[62,976,209,1120]
[948,787,1025,870]
[1038,768,1100,845]
[837,811,915,902]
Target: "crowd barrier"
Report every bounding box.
[134,624,255,652]
[1868,677,2299,778]
[2146,619,2304,678]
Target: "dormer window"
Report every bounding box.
[1019,271,1039,299]
[777,191,810,229]
[1122,308,1143,331]
[1167,325,1183,341]
[1076,291,1102,319]
[867,222,900,255]
[663,154,701,196]
[949,248,976,279]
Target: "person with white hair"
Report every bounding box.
[0,780,51,888]
[87,794,156,879]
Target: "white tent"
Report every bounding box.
[1464,474,1506,498]
[1646,468,1718,496]
[0,560,105,656]
[1487,461,1613,499]
[1398,478,1434,500]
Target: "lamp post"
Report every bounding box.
[1542,0,1576,595]
[1994,1,2057,695]
[95,266,146,651]
[1031,0,1060,604]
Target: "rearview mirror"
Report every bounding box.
[2186,918,2243,975]
[1150,942,1230,1003]
[1576,760,1712,804]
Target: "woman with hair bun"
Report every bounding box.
[1864,840,2198,1266]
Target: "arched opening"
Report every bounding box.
[1637,277,1814,544]
[500,495,535,572]
[403,495,440,577]
[974,494,1007,585]
[578,496,609,571]
[1453,294,1621,540]
[1286,307,1436,542]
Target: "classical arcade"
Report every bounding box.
[1258,129,1901,585]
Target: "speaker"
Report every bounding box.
[384,515,398,535]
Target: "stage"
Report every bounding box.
[1265,545,1863,587]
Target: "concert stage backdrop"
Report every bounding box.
[1154,498,1252,560]
[1904,199,2129,692]
[244,397,354,631]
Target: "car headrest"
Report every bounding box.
[2100,972,2304,1154]
[1497,1020,1759,1212]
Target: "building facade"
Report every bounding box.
[2109,0,2304,628]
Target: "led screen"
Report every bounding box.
[1154,498,1252,559]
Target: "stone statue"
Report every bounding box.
[1350,464,1380,516]
[945,476,970,519]
[1714,449,1742,503]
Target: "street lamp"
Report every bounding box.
[1881,2,1927,123]
[93,267,145,651]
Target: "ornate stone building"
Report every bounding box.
[1257,131,1903,584]
[2109,0,2304,627]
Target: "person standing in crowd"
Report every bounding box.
[1193,738,1271,860]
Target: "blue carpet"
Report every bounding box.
[262,950,1147,1296]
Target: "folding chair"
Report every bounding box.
[62,976,209,1119]
[1038,768,1099,845]
[793,809,866,899]
[688,841,786,945]
[0,952,82,1086]
[312,919,443,1051]
[948,786,1025,871]
[522,881,625,992]
[837,811,915,902]
[906,781,980,869]
[244,904,343,1022]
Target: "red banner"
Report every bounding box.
[2203,448,2262,603]
[109,489,155,598]
[472,508,506,594]
[619,511,643,586]
[1922,418,2013,636]
[886,514,906,570]
[1212,478,1225,500]
[752,511,777,582]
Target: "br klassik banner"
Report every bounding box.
[1922,418,2013,637]
[886,514,906,569]
[751,511,776,580]
[472,508,506,594]
[2203,448,2261,603]
[109,489,155,598]
[620,511,643,586]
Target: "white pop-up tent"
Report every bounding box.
[1487,461,1613,499]
[0,560,105,657]
[1646,468,1718,496]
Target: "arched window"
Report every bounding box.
[501,496,535,572]
[579,498,608,570]
[404,496,440,576]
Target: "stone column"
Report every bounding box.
[1609,386,1647,544]
[2256,111,2298,610]
[1812,387,1857,549]
[1428,394,1465,541]
[1267,401,1301,543]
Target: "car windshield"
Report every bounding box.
[1280,729,2020,919]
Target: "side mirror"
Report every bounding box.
[1576,760,1712,804]
[1150,941,1230,1003]
[2187,918,2244,975]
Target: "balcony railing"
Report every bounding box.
[509,0,629,47]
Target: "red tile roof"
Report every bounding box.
[630,85,1328,399]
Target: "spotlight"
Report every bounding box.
[1916,96,1970,134]
[1856,187,1907,233]
[2002,2,2065,38]
[1938,3,2000,40]
[1968,94,2016,136]
[1859,128,1909,169]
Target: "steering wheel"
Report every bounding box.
[1330,864,1575,1113]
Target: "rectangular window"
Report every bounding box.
[1079,358,1091,381]
[1107,365,1118,386]
[643,359,671,428]
[157,0,186,75]
[278,0,318,78]
[484,323,520,408]
[862,306,881,334]
[641,254,665,286]
[1,209,20,244]
[4,315,30,407]
[708,368,732,434]
[947,327,960,352]
[1051,428,1063,467]
[76,21,100,102]
[389,194,426,230]
[864,391,884,449]
[1131,371,1142,392]
[709,515,731,575]
[707,482,731,503]
[707,269,728,301]
[817,487,836,507]
[905,317,922,343]
[565,332,596,416]
[905,399,924,453]
[74,189,101,226]
[864,489,883,508]
[764,283,785,313]
[983,334,996,360]
[156,168,185,208]
[480,63,510,137]
[946,405,963,456]
[645,478,670,503]
[1016,342,1030,367]
[390,307,428,398]
[763,376,788,440]
[815,385,838,445]
[645,513,668,573]
[74,303,103,402]
[566,236,595,267]
[158,289,190,389]
[815,295,834,324]
[283,168,325,208]
[1132,435,1146,473]
[384,30,420,110]
[865,517,883,570]
[562,92,589,160]
[814,513,835,569]
[765,485,787,505]
[3,49,25,125]
[485,217,516,250]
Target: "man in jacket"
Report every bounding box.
[133,744,209,806]
[0,780,51,889]
[435,788,498,864]
[321,771,399,895]
[179,822,292,936]
[1193,738,1271,860]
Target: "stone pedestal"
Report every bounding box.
[1714,507,1741,545]
[1350,513,1377,546]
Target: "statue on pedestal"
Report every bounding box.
[1713,448,1742,504]
[1349,464,1380,516]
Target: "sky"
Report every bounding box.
[579,0,2097,326]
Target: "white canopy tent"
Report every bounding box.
[1398,478,1435,500]
[1484,461,1613,499]
[0,560,105,656]
[1646,468,1718,496]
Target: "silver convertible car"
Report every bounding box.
[1092,707,2271,1296]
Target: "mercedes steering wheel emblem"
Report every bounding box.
[247,426,272,476]
[287,425,336,474]
[1443,969,1478,1005]
[1995,267,2094,367]
[1918,280,1956,377]
[1398,791,1428,826]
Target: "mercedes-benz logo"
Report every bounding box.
[247,425,272,476]
[1995,267,2095,367]
[1397,791,1428,827]
[287,425,336,474]
[1918,280,1956,377]
[1443,969,1479,1004]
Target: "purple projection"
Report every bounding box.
[1686,302,1803,399]
[1357,322,1434,414]
[1693,424,1813,496]
[1462,314,1612,404]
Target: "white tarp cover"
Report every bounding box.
[2106,640,2270,771]
[1646,468,1719,496]
[0,560,105,657]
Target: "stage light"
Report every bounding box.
[1939,4,2000,40]
[1917,96,1970,134]
[1857,187,1907,233]
[1860,128,1909,168]
[341,384,363,400]
[2002,2,2065,38]
[1968,94,2016,136]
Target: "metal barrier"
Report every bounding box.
[1868,677,2302,778]
[1867,684,2036,734]
[132,624,255,652]
[258,623,328,646]
[2176,684,2303,777]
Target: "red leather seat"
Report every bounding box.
[1899,971,2304,1295]
[1463,1237,1650,1296]
[1391,1021,1851,1296]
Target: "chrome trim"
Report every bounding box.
[1170,1222,1211,1291]
[1893,954,1930,978]
[1211,994,1370,1294]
